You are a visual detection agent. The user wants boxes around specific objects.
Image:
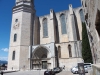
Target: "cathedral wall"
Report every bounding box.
[55,11,69,43]
[55,8,82,42]
[59,58,83,70]
[9,12,23,46]
[39,15,53,44]
[32,43,56,69]
[20,12,32,45]
[32,43,55,58]
[8,46,20,70]
[56,43,69,58]
[73,8,82,40]
[8,0,83,70]
[18,11,33,70]
[34,16,40,45]
[53,13,59,43]
[38,7,82,44]
[8,9,33,70]
[55,41,81,59]
[8,12,23,70]
[19,46,30,70]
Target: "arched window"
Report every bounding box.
[58,46,61,58]
[14,34,17,42]
[12,51,15,60]
[80,9,85,22]
[68,44,72,57]
[43,18,48,37]
[60,14,67,34]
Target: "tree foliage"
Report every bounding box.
[82,22,93,63]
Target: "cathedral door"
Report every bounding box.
[42,61,47,69]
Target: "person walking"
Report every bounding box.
[1,71,3,75]
[44,69,50,75]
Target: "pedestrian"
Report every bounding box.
[44,69,50,75]
[50,69,55,75]
[1,71,3,75]
[12,67,13,70]
[63,65,65,70]
[50,69,52,75]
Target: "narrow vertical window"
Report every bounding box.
[43,18,48,37]
[80,9,85,22]
[60,14,67,34]
[68,44,72,57]
[58,46,61,58]
[14,34,17,42]
[12,51,15,60]
[15,19,18,22]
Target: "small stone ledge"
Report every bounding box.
[92,63,100,75]
[0,70,19,74]
[92,63,100,71]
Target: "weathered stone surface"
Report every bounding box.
[8,0,83,70]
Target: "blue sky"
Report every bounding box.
[0,0,81,61]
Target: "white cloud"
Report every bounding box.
[0,57,8,61]
[1,48,9,52]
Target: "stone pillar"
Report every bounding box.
[50,9,55,42]
[51,56,56,68]
[69,4,77,41]
[74,42,78,57]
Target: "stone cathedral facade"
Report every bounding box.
[8,0,83,70]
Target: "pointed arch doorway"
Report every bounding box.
[32,46,51,69]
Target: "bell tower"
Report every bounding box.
[8,0,35,70]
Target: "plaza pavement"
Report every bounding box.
[3,70,91,75]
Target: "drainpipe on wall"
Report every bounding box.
[29,46,33,70]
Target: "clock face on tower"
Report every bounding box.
[13,19,20,29]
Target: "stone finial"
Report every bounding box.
[69,4,73,14]
[16,0,19,2]
[50,9,54,19]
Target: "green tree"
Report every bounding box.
[82,22,93,63]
